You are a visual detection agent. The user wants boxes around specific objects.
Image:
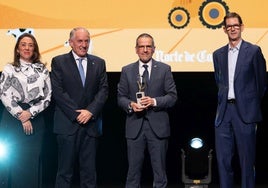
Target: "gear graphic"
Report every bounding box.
[168,7,190,29]
[199,0,229,29]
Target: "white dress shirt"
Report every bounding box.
[228,40,242,99]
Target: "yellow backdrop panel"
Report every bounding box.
[0,0,267,72]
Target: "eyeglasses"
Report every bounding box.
[225,24,241,31]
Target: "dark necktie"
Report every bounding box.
[142,64,149,84]
[77,58,85,86]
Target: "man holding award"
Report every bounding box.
[117,33,177,188]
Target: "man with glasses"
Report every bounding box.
[117,33,177,188]
[213,12,267,188]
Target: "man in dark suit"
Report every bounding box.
[213,12,267,188]
[51,27,108,188]
[117,33,177,188]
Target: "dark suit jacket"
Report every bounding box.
[213,40,267,126]
[51,51,108,136]
[117,59,177,139]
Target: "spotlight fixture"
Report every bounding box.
[181,137,213,188]
[0,141,8,161]
[0,138,10,187]
[190,137,203,149]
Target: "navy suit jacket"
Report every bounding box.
[51,51,108,136]
[117,59,177,139]
[213,40,267,126]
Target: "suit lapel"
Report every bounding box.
[145,60,159,95]
[234,40,246,80]
[84,55,93,88]
[132,62,140,92]
[68,52,84,87]
[150,60,158,84]
[134,61,140,79]
[220,45,229,86]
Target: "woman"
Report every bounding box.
[0,33,51,188]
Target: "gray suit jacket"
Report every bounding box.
[117,59,177,139]
[213,40,267,126]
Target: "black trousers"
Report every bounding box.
[55,126,98,188]
[0,108,45,188]
[126,119,168,188]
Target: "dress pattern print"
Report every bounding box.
[0,61,51,118]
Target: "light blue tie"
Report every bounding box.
[77,58,85,86]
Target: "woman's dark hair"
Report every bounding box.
[13,33,42,67]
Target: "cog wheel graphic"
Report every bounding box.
[168,7,190,29]
[199,0,229,29]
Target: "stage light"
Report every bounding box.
[181,137,213,188]
[0,140,8,161]
[190,137,203,149]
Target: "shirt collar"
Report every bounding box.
[20,59,32,66]
[229,40,242,51]
[72,51,86,61]
[139,59,152,69]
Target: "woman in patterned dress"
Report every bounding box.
[0,33,51,188]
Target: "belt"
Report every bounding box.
[17,102,31,110]
[227,99,236,104]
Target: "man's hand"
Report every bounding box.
[139,96,154,108]
[76,109,93,124]
[131,102,145,112]
[131,96,154,112]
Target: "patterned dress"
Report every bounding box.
[0,60,52,188]
[0,61,51,118]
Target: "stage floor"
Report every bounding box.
[43,184,268,188]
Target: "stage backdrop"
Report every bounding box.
[0,0,267,72]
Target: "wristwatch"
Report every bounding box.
[128,102,133,113]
